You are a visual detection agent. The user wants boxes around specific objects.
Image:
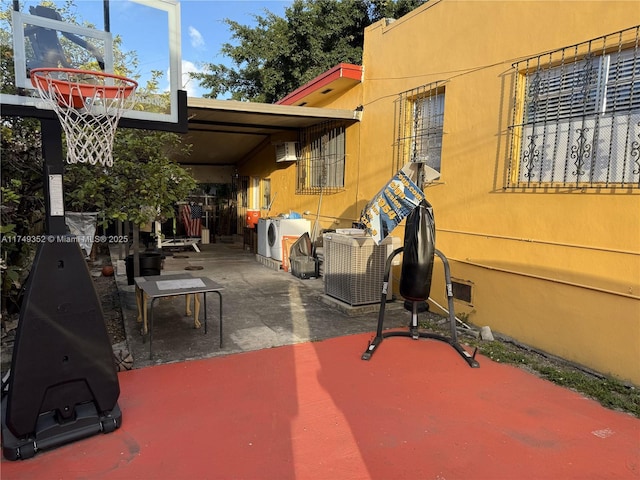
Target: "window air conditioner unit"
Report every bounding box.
[275,142,298,162]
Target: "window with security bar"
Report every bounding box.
[507,26,640,188]
[296,121,346,194]
[394,82,446,173]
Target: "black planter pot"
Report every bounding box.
[125,252,162,285]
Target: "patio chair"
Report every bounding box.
[361,200,479,367]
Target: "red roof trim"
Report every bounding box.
[276,63,363,106]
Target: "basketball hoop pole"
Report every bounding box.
[40,118,66,235]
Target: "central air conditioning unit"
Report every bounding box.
[323,233,400,306]
[274,142,298,162]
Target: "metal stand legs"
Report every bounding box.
[362,248,479,368]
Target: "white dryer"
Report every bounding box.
[257,217,273,257]
[269,218,311,261]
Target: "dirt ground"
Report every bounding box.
[92,254,127,345]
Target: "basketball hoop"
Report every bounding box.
[30,68,138,167]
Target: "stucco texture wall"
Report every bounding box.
[240,82,366,233]
[354,0,639,383]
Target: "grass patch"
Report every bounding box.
[472,339,640,418]
[419,317,639,418]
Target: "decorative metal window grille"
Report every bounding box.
[394,82,446,173]
[507,26,640,188]
[296,120,346,194]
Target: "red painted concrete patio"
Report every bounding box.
[2,333,639,479]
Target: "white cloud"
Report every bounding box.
[188,26,205,49]
[181,60,206,98]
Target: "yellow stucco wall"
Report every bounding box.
[242,0,640,384]
[360,0,640,384]
[240,83,366,233]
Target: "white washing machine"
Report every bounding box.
[268,218,311,261]
[257,217,273,257]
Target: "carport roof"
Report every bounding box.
[183,97,361,166]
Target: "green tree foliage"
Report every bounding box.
[0,118,47,312]
[64,129,196,226]
[192,0,426,103]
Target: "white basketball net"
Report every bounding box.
[31,69,137,168]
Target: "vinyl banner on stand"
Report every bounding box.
[359,163,425,244]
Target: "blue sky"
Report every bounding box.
[181,1,293,97]
[13,0,293,98]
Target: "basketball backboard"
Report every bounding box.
[1,0,185,129]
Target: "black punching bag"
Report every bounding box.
[399,200,435,301]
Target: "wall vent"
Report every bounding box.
[274,142,298,162]
[451,280,473,304]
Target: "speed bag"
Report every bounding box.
[399,200,436,302]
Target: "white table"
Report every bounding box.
[134,273,223,359]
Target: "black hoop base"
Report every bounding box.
[1,399,121,461]
[1,240,122,460]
